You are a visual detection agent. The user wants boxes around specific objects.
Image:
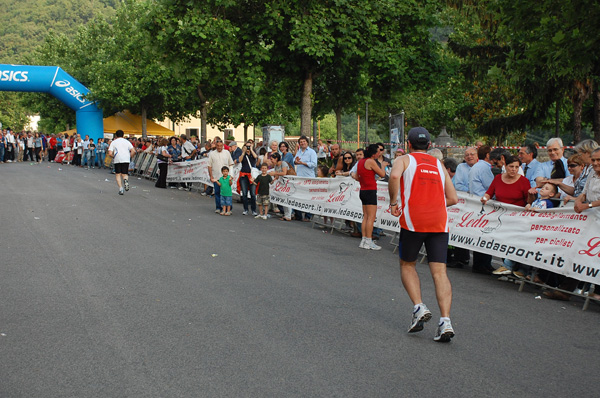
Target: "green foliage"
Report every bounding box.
[0,0,115,63]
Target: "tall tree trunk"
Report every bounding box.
[571,79,591,144]
[335,106,342,143]
[300,71,313,138]
[243,124,248,143]
[593,80,600,143]
[141,106,147,139]
[197,85,208,143]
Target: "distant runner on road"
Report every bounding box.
[108,129,135,195]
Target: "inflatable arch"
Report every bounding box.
[0,64,103,140]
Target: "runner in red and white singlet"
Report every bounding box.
[399,152,448,233]
[388,127,458,343]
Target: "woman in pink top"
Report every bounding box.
[354,144,386,250]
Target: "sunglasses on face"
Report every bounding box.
[567,164,580,168]
[344,156,352,160]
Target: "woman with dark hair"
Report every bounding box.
[155,138,172,188]
[279,141,295,171]
[167,137,182,162]
[336,152,356,177]
[481,155,532,207]
[355,144,386,250]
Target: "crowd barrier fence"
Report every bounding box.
[125,152,599,309]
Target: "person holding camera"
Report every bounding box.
[238,140,258,216]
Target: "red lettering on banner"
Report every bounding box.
[274,180,291,193]
[327,191,346,203]
[579,237,600,257]
[455,211,489,229]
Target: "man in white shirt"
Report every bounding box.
[208,139,234,213]
[108,130,135,195]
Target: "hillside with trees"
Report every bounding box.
[0,0,117,63]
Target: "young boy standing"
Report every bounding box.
[254,163,273,220]
[212,166,233,215]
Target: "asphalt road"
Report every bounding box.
[1,161,598,398]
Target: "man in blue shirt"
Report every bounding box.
[453,147,477,192]
[468,145,495,274]
[293,135,317,221]
[294,135,317,177]
[518,143,541,188]
[468,146,494,197]
[533,137,571,186]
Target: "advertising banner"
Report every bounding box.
[166,160,600,284]
[448,192,600,284]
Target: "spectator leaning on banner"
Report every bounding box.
[468,145,495,275]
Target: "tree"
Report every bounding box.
[496,0,600,143]
[82,0,189,138]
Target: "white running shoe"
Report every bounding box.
[254,214,262,219]
[242,211,248,216]
[118,188,124,195]
[359,239,367,249]
[262,215,268,220]
[124,179,130,191]
[408,304,432,333]
[366,240,381,250]
[434,320,455,342]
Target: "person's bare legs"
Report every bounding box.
[429,262,452,318]
[400,260,423,304]
[115,173,123,189]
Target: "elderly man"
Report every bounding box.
[534,137,570,185]
[208,139,235,213]
[468,145,495,274]
[229,141,242,164]
[518,144,541,187]
[453,147,477,191]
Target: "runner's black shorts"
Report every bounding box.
[399,228,449,264]
[359,190,378,206]
[114,162,129,175]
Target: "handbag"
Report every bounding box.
[284,161,296,176]
[246,156,260,180]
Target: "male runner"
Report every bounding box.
[107,130,135,195]
[388,127,458,342]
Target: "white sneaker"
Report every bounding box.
[124,179,130,191]
[252,211,258,216]
[118,188,124,195]
[408,304,432,333]
[359,239,367,249]
[242,211,248,216]
[254,214,262,219]
[434,320,455,342]
[262,215,268,220]
[366,240,381,251]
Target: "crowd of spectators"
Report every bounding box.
[3,126,598,301]
[447,137,600,301]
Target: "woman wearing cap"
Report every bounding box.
[354,143,386,250]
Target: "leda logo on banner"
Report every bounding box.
[0,70,29,82]
[54,79,87,104]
